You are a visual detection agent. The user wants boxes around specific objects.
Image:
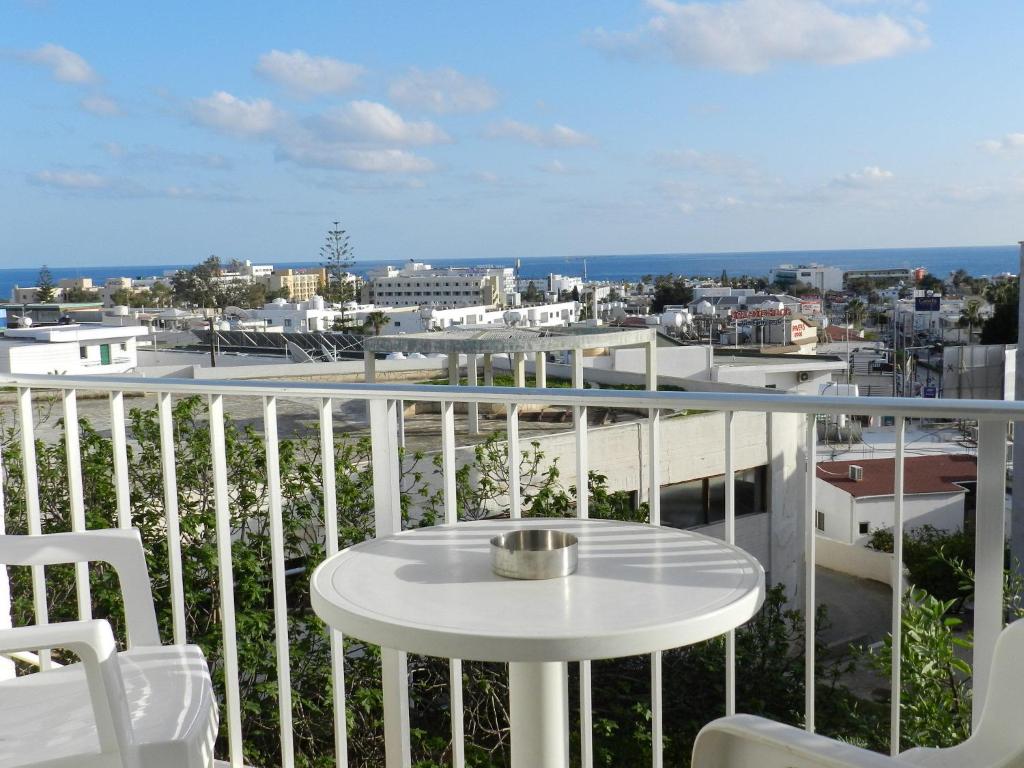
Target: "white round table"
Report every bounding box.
[311,518,765,767]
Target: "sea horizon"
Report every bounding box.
[1,244,1018,306]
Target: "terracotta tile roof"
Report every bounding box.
[825,325,866,342]
[816,454,976,498]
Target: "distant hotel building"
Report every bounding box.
[264,268,326,302]
[363,260,515,308]
[768,264,843,293]
[843,267,923,284]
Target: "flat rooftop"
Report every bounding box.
[364,325,655,354]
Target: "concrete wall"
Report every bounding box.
[700,512,771,571]
[409,407,804,600]
[816,535,895,587]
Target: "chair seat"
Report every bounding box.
[0,644,217,768]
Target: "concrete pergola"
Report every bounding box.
[364,325,658,433]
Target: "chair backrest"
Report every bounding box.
[967,618,1024,762]
[0,529,160,647]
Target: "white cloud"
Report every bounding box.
[254,49,363,95]
[655,148,761,180]
[979,133,1024,153]
[536,159,589,175]
[189,91,281,137]
[29,169,108,189]
[102,143,233,171]
[389,67,498,113]
[588,0,928,74]
[312,101,450,145]
[277,139,436,173]
[484,119,595,148]
[21,43,97,84]
[833,165,895,187]
[80,94,120,116]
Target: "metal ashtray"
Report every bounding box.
[490,529,579,580]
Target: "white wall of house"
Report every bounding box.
[815,478,965,545]
[0,334,139,374]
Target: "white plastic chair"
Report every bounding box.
[692,618,1024,768]
[0,529,218,768]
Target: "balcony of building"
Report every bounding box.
[0,370,1017,768]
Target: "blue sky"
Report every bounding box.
[3,0,1024,267]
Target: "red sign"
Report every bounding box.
[731,308,791,321]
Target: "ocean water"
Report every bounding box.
[0,245,1017,312]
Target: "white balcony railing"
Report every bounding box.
[0,371,1017,767]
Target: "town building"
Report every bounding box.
[248,296,343,333]
[363,260,514,308]
[843,267,919,285]
[815,454,976,545]
[768,264,843,293]
[0,323,147,374]
[262,268,326,302]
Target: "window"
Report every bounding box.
[859,522,870,535]
[816,511,825,531]
[119,342,127,352]
[79,346,88,359]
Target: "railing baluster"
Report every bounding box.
[507,403,521,519]
[649,408,663,768]
[264,396,295,768]
[724,411,736,716]
[440,399,466,768]
[370,398,412,768]
[647,340,663,768]
[573,353,593,768]
[209,394,244,766]
[804,414,817,733]
[890,416,905,755]
[109,391,131,528]
[973,418,1007,730]
[0,419,11,681]
[17,387,49,670]
[320,398,349,768]
[62,389,91,620]
[158,392,186,645]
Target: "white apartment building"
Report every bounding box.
[768,264,843,293]
[248,296,342,333]
[364,260,514,308]
[0,324,147,375]
[348,300,581,336]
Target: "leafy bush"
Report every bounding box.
[867,525,974,602]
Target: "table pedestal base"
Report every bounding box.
[509,661,568,768]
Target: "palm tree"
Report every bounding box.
[362,310,391,336]
[959,299,984,344]
[845,298,866,328]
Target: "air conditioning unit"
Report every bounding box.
[799,372,810,382]
[848,465,864,482]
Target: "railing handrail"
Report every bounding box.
[1,371,1021,420]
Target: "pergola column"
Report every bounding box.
[467,354,480,434]
[513,352,526,388]
[483,353,494,386]
[535,352,547,389]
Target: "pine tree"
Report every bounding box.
[36,265,57,303]
[320,221,355,302]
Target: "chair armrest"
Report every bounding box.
[0,620,135,759]
[693,715,907,768]
[0,529,160,647]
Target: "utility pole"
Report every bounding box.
[1012,241,1024,574]
[208,317,217,368]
